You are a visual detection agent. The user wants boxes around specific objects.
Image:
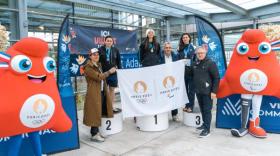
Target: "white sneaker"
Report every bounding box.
[113,107,121,113]
[91,133,105,142]
[172,115,180,122]
[100,133,106,139]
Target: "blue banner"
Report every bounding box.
[55,15,80,153]
[69,53,139,76]
[216,95,280,133]
[67,25,138,76]
[195,16,227,78]
[120,53,140,69]
[58,16,75,97]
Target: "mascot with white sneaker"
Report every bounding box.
[217,28,280,138]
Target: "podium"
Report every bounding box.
[183,109,202,127]
[99,109,123,136]
[183,106,202,127]
[136,112,169,131]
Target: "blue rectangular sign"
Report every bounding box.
[217,95,280,133]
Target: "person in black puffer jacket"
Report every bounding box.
[139,28,161,67]
[191,46,220,138]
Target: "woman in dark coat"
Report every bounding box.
[83,48,116,142]
[139,28,161,67]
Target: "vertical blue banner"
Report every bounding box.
[67,25,138,76]
[58,16,75,97]
[55,14,80,153]
[195,16,227,78]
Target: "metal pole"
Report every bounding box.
[139,15,143,43]
[72,2,75,24]
[71,3,78,101]
[18,0,28,38]
[111,9,114,28]
[253,18,258,29]
[166,17,170,42]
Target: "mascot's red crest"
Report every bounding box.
[217,29,280,98]
[0,37,72,137]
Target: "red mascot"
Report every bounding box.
[217,29,280,138]
[0,37,72,155]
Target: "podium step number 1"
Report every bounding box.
[137,112,169,131]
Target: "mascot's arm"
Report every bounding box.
[51,109,72,132]
[217,78,232,98]
[275,88,280,99]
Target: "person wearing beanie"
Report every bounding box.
[139,28,161,67]
[83,48,116,142]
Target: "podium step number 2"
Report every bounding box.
[99,109,123,137]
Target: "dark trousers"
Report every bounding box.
[91,127,99,136]
[91,91,107,136]
[196,93,213,132]
[171,109,178,116]
[101,91,108,116]
[185,77,195,109]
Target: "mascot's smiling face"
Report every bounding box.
[0,37,56,85]
[233,29,272,64]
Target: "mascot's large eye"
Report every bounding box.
[43,57,56,73]
[236,42,249,55]
[258,42,271,54]
[10,55,32,73]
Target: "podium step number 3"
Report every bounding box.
[183,111,202,127]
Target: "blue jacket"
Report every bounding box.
[177,44,196,62]
[159,51,178,64]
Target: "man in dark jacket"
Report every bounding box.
[191,46,220,138]
[98,35,121,113]
[159,42,179,122]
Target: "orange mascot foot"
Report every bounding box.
[249,117,267,138]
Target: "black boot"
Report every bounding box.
[231,98,251,137]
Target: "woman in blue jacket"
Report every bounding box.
[177,33,196,113]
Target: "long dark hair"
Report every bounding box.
[178,33,192,52]
[144,36,158,50]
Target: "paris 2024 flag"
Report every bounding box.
[117,60,188,118]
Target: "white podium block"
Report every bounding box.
[137,112,169,132]
[99,110,123,136]
[183,111,202,127]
